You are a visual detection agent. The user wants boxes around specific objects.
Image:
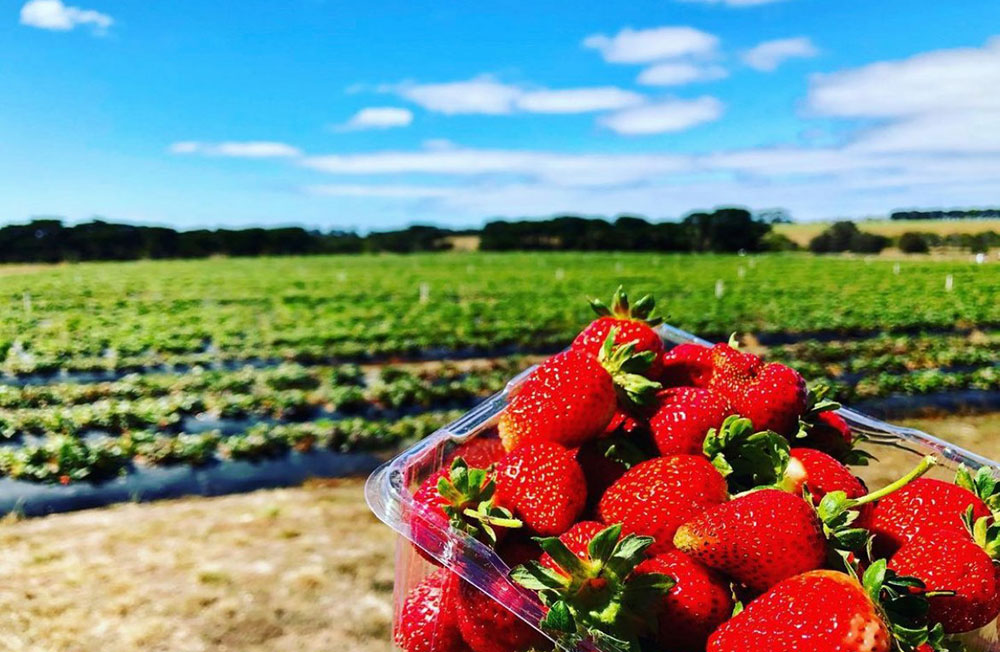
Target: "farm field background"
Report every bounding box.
[0,251,997,482]
[775,218,1000,247]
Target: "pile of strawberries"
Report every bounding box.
[396,288,1000,652]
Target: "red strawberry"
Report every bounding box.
[708,343,807,436]
[412,458,521,549]
[495,442,586,536]
[512,522,673,651]
[658,343,714,388]
[785,447,872,524]
[677,457,938,592]
[576,441,629,508]
[572,286,665,378]
[869,477,991,557]
[891,528,1000,633]
[445,437,507,468]
[455,540,548,652]
[396,569,471,652]
[647,386,732,456]
[500,334,660,452]
[598,455,728,555]
[707,570,892,652]
[674,489,827,592]
[635,550,734,651]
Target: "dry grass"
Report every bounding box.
[0,478,396,652]
[776,218,1000,246]
[0,413,997,651]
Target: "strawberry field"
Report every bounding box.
[0,252,996,488]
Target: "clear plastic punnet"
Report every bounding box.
[366,323,1000,652]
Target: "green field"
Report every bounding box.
[0,252,997,483]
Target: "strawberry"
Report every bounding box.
[647,386,732,456]
[598,455,728,555]
[572,286,665,378]
[891,528,1000,633]
[455,540,549,652]
[634,550,735,651]
[495,442,586,536]
[794,385,875,466]
[708,342,808,436]
[396,569,471,652]
[445,437,507,468]
[707,571,889,652]
[869,474,993,558]
[500,331,660,452]
[512,523,673,652]
[786,447,872,524]
[412,457,522,548]
[675,457,937,592]
[576,441,629,509]
[658,342,714,388]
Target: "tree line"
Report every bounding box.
[0,209,781,262]
[890,209,1000,221]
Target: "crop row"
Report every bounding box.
[0,254,997,375]
[0,361,531,439]
[0,410,464,484]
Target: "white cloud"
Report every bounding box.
[391,75,522,115]
[599,97,723,135]
[515,87,644,113]
[637,62,728,86]
[168,141,302,158]
[808,37,1000,118]
[583,26,719,64]
[20,0,112,34]
[301,144,691,187]
[336,107,413,131]
[742,37,818,72]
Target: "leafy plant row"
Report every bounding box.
[0,410,464,485]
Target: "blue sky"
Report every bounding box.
[2,0,999,230]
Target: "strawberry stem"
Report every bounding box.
[845,455,938,509]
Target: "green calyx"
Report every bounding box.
[818,456,938,556]
[598,327,662,406]
[436,457,522,546]
[589,285,664,327]
[862,559,966,652]
[795,384,875,467]
[955,465,1000,512]
[511,524,674,652]
[703,415,790,493]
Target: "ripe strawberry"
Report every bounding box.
[572,286,665,378]
[412,457,522,548]
[500,332,660,452]
[455,540,548,652]
[709,563,949,652]
[869,477,991,557]
[707,570,889,652]
[786,447,872,524]
[635,550,735,651]
[396,569,471,652]
[495,442,586,536]
[647,386,732,456]
[598,455,728,555]
[708,343,808,436]
[675,457,936,592]
[674,488,827,592]
[512,523,673,652]
[891,528,1000,633]
[576,441,629,508]
[658,342,714,388]
[445,437,507,468]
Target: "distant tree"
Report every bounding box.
[898,232,930,254]
[809,221,890,254]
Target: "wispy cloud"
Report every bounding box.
[637,62,728,86]
[583,26,719,63]
[19,0,112,34]
[742,37,819,71]
[599,97,724,135]
[335,107,413,131]
[168,141,302,158]
[384,75,646,116]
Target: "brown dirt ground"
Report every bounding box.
[0,413,997,651]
